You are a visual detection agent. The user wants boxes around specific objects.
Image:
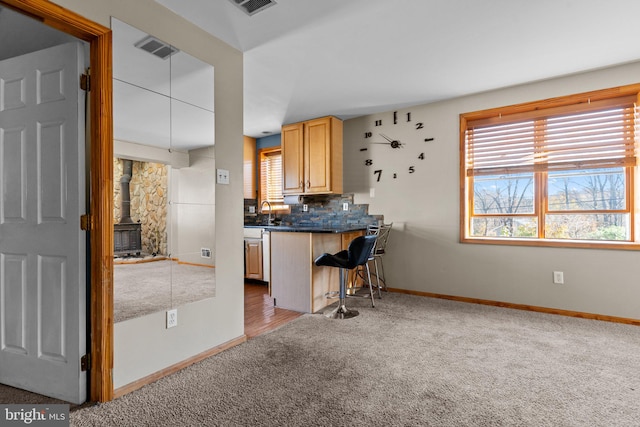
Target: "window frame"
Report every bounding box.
[460,83,640,250]
[258,147,290,213]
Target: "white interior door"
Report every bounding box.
[0,42,87,404]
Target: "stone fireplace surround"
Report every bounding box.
[114,158,168,256]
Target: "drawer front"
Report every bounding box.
[243,227,263,238]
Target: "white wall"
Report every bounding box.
[171,147,216,266]
[344,61,640,320]
[113,139,189,168]
[53,0,244,388]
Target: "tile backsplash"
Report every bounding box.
[244,194,381,228]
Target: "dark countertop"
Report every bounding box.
[244,225,368,233]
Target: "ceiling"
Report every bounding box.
[0,5,77,60]
[157,0,640,138]
[3,2,640,142]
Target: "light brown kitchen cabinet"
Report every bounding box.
[281,116,343,195]
[341,230,364,250]
[243,136,256,199]
[244,238,263,280]
[281,123,305,194]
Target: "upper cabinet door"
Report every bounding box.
[304,117,332,194]
[243,136,256,199]
[282,122,305,194]
[281,116,342,196]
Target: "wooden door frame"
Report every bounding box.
[1,0,113,402]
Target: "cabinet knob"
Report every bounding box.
[306,180,311,188]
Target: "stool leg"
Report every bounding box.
[325,268,359,319]
[365,262,375,308]
[376,256,387,291]
[373,258,382,298]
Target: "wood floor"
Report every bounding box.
[244,282,302,339]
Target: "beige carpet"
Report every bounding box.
[69,292,640,426]
[0,384,69,406]
[114,259,215,323]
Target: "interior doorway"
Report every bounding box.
[0,39,88,404]
[0,0,113,403]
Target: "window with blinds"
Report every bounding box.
[465,96,637,177]
[460,85,640,248]
[259,148,288,211]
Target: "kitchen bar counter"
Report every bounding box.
[268,227,366,313]
[245,225,368,233]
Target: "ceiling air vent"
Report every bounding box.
[134,36,179,60]
[229,0,277,16]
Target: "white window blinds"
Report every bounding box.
[465,96,638,177]
[259,150,284,204]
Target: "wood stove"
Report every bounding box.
[114,159,142,256]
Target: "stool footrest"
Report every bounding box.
[346,286,376,299]
[324,291,340,299]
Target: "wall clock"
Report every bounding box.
[360,110,434,182]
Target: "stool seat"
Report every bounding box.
[314,250,349,268]
[314,235,377,319]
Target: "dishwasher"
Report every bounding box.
[261,229,270,285]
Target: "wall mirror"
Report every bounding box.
[111,18,216,323]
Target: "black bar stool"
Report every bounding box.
[314,235,377,319]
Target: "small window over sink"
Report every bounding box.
[259,147,289,212]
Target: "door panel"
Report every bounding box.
[2,254,27,354]
[39,120,66,220]
[0,42,86,404]
[1,127,25,220]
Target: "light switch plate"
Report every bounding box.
[216,169,230,184]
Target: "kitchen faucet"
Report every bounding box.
[261,200,273,225]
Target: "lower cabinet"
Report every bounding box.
[244,238,263,280]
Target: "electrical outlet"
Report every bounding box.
[201,248,211,258]
[370,188,375,198]
[302,204,308,212]
[553,271,564,284]
[166,309,178,328]
[343,202,349,211]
